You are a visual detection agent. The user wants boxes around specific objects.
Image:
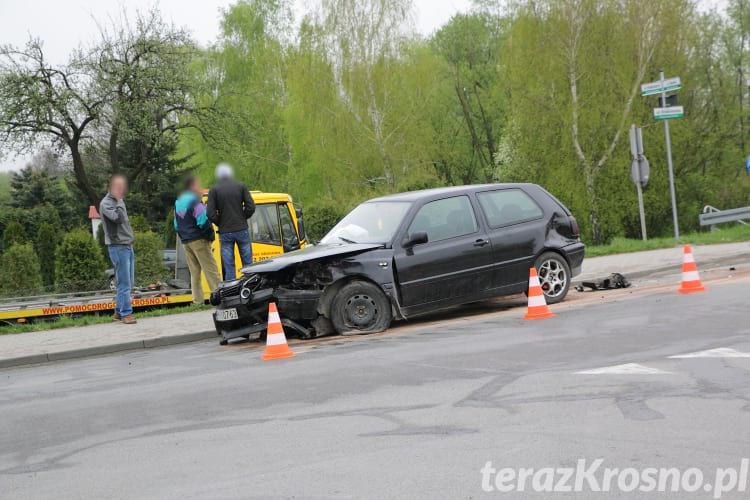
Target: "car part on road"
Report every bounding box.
[576,273,631,292]
[534,251,571,304]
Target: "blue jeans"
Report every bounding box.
[219,230,252,281]
[108,245,135,317]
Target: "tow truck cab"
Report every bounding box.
[175,191,307,297]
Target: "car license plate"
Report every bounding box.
[217,308,238,321]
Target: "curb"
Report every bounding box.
[0,330,216,370]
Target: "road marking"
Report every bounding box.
[669,347,750,358]
[576,363,671,375]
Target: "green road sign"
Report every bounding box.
[641,77,681,96]
[653,106,684,120]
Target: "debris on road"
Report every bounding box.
[576,273,631,292]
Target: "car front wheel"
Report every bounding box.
[534,251,571,304]
[330,280,392,334]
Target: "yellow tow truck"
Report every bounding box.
[0,191,306,324]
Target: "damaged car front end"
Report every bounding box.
[210,243,393,345]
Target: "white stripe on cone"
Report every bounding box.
[528,294,547,307]
[682,270,700,282]
[266,333,288,346]
[529,276,541,287]
[683,253,695,263]
[268,311,281,323]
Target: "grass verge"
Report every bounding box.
[0,303,210,335]
[587,224,750,257]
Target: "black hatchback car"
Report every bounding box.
[211,184,584,343]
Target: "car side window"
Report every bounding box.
[408,195,478,242]
[477,189,543,228]
[278,203,300,251]
[249,204,282,246]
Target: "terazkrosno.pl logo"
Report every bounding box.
[480,458,749,498]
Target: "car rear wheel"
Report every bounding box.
[534,252,571,304]
[330,281,392,334]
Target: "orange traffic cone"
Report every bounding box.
[678,244,705,294]
[261,303,296,361]
[524,267,554,320]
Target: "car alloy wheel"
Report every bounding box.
[538,258,567,299]
[533,251,572,304]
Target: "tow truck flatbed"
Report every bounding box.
[0,288,194,323]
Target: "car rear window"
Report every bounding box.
[477,189,543,228]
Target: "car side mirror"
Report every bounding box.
[403,231,428,248]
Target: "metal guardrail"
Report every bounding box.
[699,205,750,227]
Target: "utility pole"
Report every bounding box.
[660,69,680,240]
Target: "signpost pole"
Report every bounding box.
[635,127,648,240]
[660,69,680,240]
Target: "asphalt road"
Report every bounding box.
[2,275,750,498]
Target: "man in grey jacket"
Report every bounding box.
[99,174,137,324]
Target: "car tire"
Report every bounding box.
[330,280,392,335]
[533,251,571,304]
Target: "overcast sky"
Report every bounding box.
[0,0,728,171]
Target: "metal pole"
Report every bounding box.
[636,182,647,241]
[635,126,648,240]
[630,124,648,241]
[661,69,680,240]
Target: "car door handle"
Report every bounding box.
[473,238,490,247]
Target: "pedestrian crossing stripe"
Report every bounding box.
[669,348,750,358]
[576,363,671,375]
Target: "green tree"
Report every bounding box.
[304,204,346,241]
[433,12,505,183]
[35,223,58,288]
[55,229,106,291]
[133,231,166,285]
[128,214,152,233]
[2,220,26,250]
[0,243,43,297]
[0,172,11,205]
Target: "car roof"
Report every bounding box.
[365,183,537,203]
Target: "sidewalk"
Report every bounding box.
[1,241,748,369]
[0,311,215,369]
[577,241,750,281]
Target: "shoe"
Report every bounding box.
[122,315,137,324]
[112,313,121,321]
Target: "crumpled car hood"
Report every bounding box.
[240,243,383,274]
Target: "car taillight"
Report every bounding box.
[569,215,580,238]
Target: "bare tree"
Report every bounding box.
[0,40,104,205]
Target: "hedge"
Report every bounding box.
[55,228,107,291]
[0,243,43,297]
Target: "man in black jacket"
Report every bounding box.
[207,164,256,280]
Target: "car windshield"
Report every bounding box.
[321,201,411,245]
